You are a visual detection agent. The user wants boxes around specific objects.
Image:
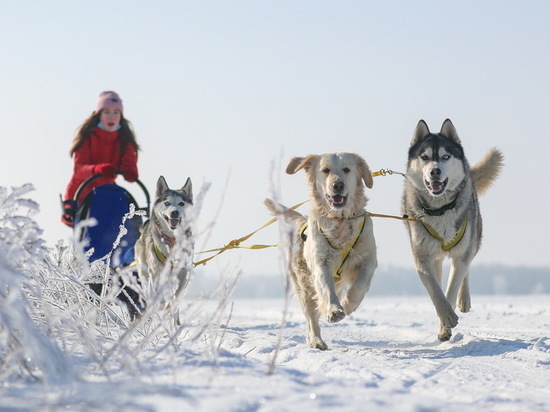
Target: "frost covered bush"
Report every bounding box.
[0,184,237,392]
[0,184,74,384]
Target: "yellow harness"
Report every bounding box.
[299,214,367,278]
[153,241,168,264]
[152,236,192,265]
[420,217,467,252]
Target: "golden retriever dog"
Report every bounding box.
[265,153,377,350]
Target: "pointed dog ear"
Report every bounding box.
[355,154,374,189]
[440,118,461,144]
[181,177,193,200]
[286,155,318,175]
[156,175,168,198]
[411,119,430,145]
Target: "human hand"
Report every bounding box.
[94,163,116,178]
[123,170,138,182]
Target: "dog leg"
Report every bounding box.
[305,239,346,324]
[341,282,367,316]
[291,271,329,350]
[304,301,328,350]
[432,257,459,340]
[415,258,459,341]
[175,268,189,297]
[341,261,376,315]
[313,268,345,324]
[169,268,189,326]
[457,271,471,313]
[434,257,444,286]
[439,259,472,339]
[341,225,377,316]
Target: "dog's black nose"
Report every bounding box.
[333,180,345,193]
[170,210,180,219]
[430,168,442,179]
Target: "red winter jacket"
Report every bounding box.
[64,127,138,202]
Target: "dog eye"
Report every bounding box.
[342,167,350,173]
[178,202,185,206]
[442,154,451,160]
[164,201,170,207]
[322,168,330,174]
[421,155,429,161]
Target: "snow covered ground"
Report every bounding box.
[1,185,549,411]
[2,294,549,411]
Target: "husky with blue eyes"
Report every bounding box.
[135,175,193,312]
[402,119,503,341]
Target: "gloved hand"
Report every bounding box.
[93,163,116,178]
[61,200,77,227]
[123,170,138,182]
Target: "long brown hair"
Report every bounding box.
[69,111,140,156]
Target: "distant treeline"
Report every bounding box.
[369,265,550,296]
[189,265,550,298]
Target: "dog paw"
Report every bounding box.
[458,302,471,313]
[341,297,361,316]
[327,305,346,324]
[438,325,453,342]
[458,297,471,313]
[439,308,459,328]
[308,337,328,351]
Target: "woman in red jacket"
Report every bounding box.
[62,91,140,226]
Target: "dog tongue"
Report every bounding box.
[333,195,344,205]
[431,181,444,193]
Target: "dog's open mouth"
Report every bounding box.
[165,216,181,230]
[426,178,448,196]
[328,194,347,208]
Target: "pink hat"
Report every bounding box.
[95,91,123,113]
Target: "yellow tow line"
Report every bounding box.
[193,200,309,267]
[192,169,413,267]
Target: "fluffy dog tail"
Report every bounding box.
[471,148,504,196]
[264,198,307,226]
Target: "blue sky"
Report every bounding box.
[1,1,549,276]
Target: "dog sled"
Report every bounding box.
[69,173,150,318]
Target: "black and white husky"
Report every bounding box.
[135,175,193,305]
[402,119,503,341]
